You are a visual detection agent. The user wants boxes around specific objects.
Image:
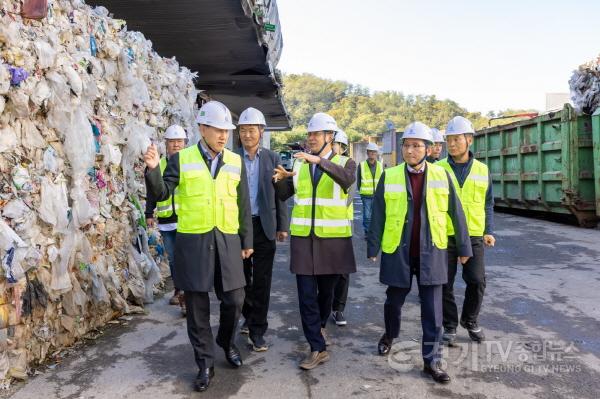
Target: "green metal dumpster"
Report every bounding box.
[592,108,600,219]
[473,104,598,227]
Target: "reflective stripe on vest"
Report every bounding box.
[156,158,177,218]
[177,146,241,234]
[290,155,352,238]
[381,162,450,253]
[359,160,383,195]
[437,158,489,237]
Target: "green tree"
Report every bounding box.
[272,73,501,151]
[282,73,353,127]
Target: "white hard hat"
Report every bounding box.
[401,122,434,144]
[430,128,445,143]
[239,107,266,126]
[307,112,338,133]
[366,142,380,152]
[195,101,236,130]
[334,129,348,146]
[164,124,187,140]
[445,116,475,136]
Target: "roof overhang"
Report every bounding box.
[91,0,291,130]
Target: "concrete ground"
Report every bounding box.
[7,205,600,399]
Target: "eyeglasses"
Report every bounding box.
[402,144,426,150]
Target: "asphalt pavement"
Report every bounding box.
[8,205,600,399]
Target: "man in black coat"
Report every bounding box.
[273,113,357,371]
[368,122,472,384]
[236,107,289,352]
[144,101,253,393]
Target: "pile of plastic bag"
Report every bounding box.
[569,55,600,114]
[0,0,198,385]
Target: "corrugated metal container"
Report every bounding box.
[474,104,598,226]
[592,108,600,216]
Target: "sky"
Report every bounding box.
[276,0,600,114]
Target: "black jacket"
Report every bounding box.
[145,143,252,292]
[367,164,472,287]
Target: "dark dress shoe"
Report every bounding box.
[423,362,451,384]
[378,333,392,356]
[460,320,485,342]
[216,339,243,368]
[194,367,214,392]
[442,328,457,347]
[223,344,243,368]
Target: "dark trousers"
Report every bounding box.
[332,274,349,312]
[443,236,486,330]
[361,195,374,235]
[296,274,339,352]
[384,257,443,365]
[185,252,245,369]
[160,229,178,290]
[242,217,276,339]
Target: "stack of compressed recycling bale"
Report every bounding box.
[0,0,198,385]
[569,55,600,114]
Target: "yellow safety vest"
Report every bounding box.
[177,146,242,234]
[381,162,450,253]
[156,158,178,218]
[437,158,489,237]
[290,155,352,238]
[359,160,383,196]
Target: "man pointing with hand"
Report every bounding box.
[144,101,253,393]
[273,113,357,371]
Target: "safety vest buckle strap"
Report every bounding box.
[290,217,312,226]
[384,184,406,193]
[181,163,206,172]
[469,174,488,182]
[315,198,348,207]
[427,180,449,189]
[294,198,347,207]
[294,198,313,206]
[291,218,351,228]
[313,219,351,227]
[156,204,173,212]
[220,164,241,176]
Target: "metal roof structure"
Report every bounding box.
[91,0,291,130]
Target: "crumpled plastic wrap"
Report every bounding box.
[0,0,199,385]
[569,55,600,114]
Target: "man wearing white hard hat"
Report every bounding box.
[235,107,289,352]
[331,129,354,327]
[145,124,187,315]
[144,101,253,392]
[332,128,349,156]
[357,142,383,240]
[367,121,472,384]
[437,116,495,347]
[273,112,357,370]
[427,128,445,163]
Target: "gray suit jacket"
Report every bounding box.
[236,147,289,241]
